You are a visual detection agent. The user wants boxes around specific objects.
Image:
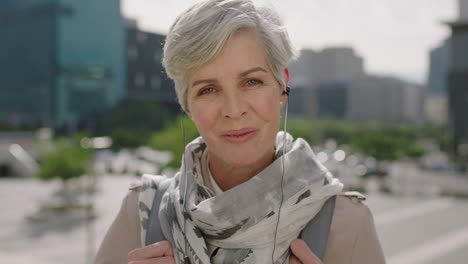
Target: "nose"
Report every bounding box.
[222,92,247,119]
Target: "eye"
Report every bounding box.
[198,87,216,96]
[245,79,262,86]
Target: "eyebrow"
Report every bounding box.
[239,67,267,77]
[191,78,217,88]
[191,66,267,88]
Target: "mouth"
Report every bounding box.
[221,128,258,143]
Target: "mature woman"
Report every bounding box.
[95,0,385,263]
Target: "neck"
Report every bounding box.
[208,149,275,191]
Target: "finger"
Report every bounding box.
[289,255,302,264]
[128,241,173,261]
[128,256,175,264]
[290,239,322,264]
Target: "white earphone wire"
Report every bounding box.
[271,88,290,263]
[180,116,192,263]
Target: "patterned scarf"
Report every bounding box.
[138,132,343,264]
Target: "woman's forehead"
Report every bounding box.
[189,30,270,80]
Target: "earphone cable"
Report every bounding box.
[271,92,289,263]
[180,115,191,263]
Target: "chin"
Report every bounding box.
[222,148,267,168]
[225,156,257,167]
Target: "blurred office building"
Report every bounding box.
[347,76,424,124]
[288,47,424,124]
[316,83,348,119]
[125,19,177,112]
[426,39,450,125]
[446,0,468,155]
[288,47,364,117]
[0,0,126,130]
[290,47,365,87]
[428,39,450,95]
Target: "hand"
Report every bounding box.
[127,241,175,264]
[289,239,323,264]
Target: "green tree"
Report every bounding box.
[99,99,172,148]
[148,115,199,169]
[287,119,427,161]
[351,131,401,161]
[37,139,91,182]
[35,134,92,209]
[318,119,357,145]
[350,128,426,161]
[287,119,317,144]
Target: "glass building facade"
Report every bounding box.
[0,0,126,128]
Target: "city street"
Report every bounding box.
[1,174,468,264]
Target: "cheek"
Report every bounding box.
[252,92,281,123]
[190,105,217,136]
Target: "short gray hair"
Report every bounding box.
[163,0,298,112]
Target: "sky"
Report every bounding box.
[122,0,458,85]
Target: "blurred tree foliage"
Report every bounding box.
[287,119,430,161]
[99,99,171,148]
[149,116,445,168]
[37,134,91,182]
[148,115,199,169]
[350,130,424,161]
[285,119,318,144]
[0,122,38,131]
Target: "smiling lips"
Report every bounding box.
[221,128,258,143]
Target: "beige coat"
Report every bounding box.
[95,188,386,264]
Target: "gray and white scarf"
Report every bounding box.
[138,132,343,264]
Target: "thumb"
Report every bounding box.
[290,239,322,264]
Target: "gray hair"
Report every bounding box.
[163,0,298,112]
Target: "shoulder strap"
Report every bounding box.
[145,180,172,246]
[299,195,337,261]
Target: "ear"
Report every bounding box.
[284,67,290,85]
[281,68,290,106]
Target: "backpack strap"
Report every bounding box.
[145,179,172,246]
[299,195,337,261]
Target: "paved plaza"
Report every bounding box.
[1,174,468,264]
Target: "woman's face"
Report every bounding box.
[187,28,287,168]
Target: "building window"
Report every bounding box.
[151,75,161,90]
[134,73,146,88]
[128,46,138,60]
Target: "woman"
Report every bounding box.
[95,0,385,263]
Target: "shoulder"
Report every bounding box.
[325,192,370,253]
[332,191,373,234]
[325,192,385,264]
[114,182,143,232]
[335,191,370,217]
[95,181,145,263]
